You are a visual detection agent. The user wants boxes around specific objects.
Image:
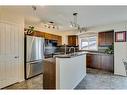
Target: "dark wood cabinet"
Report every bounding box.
[68,35,78,46]
[43,59,56,89]
[86,54,93,67]
[87,54,101,69]
[101,55,114,72]
[86,53,114,72]
[105,31,114,45]
[98,31,114,46]
[94,55,101,69]
[98,32,105,46]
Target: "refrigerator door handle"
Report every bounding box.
[28,60,43,64]
[43,41,45,56]
[26,63,31,78]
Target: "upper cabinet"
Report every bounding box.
[68,35,78,46]
[57,36,62,46]
[44,33,62,46]
[27,31,45,37]
[98,31,114,46]
[25,29,62,46]
[44,33,53,40]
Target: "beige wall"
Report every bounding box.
[0,11,24,25]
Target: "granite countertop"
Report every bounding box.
[78,50,114,56]
[43,58,56,63]
[43,51,113,63]
[85,52,114,56]
[53,51,87,58]
[53,51,113,58]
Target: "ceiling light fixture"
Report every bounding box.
[25,6,37,34]
[31,6,58,30]
[70,13,80,28]
[32,6,36,11]
[44,21,59,29]
[70,12,85,33]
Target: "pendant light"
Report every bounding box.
[70,12,87,33]
[25,6,37,34]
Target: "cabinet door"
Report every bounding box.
[101,55,114,72]
[0,22,22,88]
[43,62,56,89]
[45,33,52,40]
[86,54,101,69]
[99,31,114,46]
[86,54,92,68]
[105,31,114,45]
[51,34,57,41]
[57,36,62,46]
[68,35,78,46]
[68,36,72,45]
[36,31,45,37]
[92,54,101,69]
[27,31,45,37]
[98,32,105,46]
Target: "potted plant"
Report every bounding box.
[26,26,35,34]
[105,43,114,54]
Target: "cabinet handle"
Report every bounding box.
[14,56,19,58]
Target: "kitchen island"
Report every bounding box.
[43,52,86,89]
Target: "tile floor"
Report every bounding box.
[4,74,43,89]
[75,68,127,89]
[4,68,127,89]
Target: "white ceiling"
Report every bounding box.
[1,6,127,31]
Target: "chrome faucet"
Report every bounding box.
[64,44,67,55]
[69,47,75,54]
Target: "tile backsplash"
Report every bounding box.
[98,46,109,52]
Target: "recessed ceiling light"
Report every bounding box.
[49,21,54,23]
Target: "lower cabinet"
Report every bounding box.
[101,55,114,72]
[86,54,114,72]
[43,60,56,89]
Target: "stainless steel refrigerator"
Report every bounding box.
[25,35,45,79]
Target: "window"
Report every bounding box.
[81,38,89,50]
[80,36,97,50]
